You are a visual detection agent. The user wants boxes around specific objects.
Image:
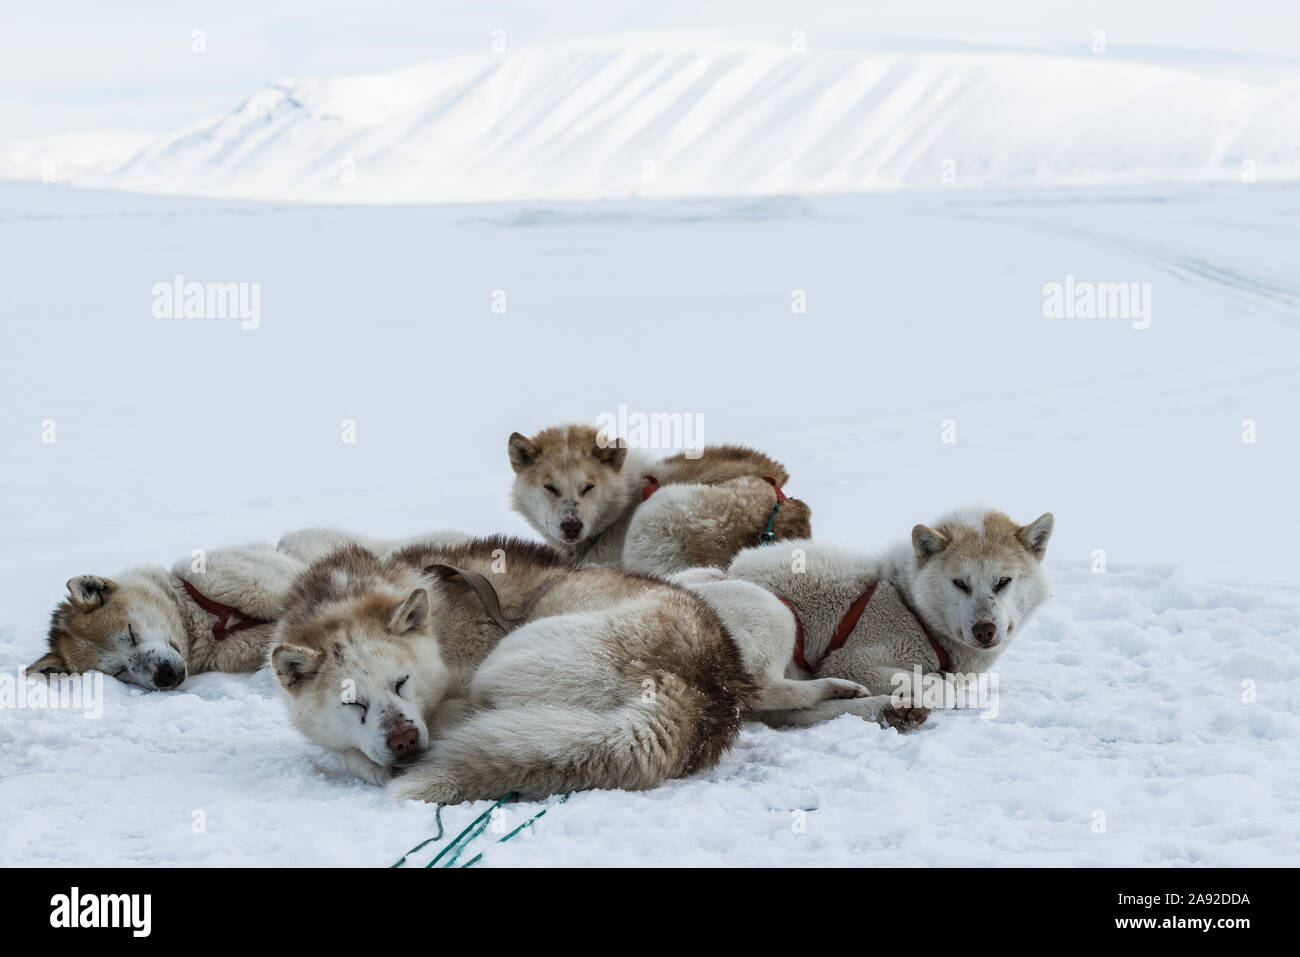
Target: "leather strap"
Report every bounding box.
[423,564,512,631]
[178,578,271,641]
[423,563,559,633]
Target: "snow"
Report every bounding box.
[3,38,1299,203]
[0,174,1296,865]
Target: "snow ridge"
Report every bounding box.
[3,41,1298,203]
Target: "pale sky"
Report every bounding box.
[3,0,1298,139]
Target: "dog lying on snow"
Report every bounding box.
[709,508,1054,727]
[29,528,470,690]
[270,535,908,802]
[508,424,812,576]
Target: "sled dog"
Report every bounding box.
[508,424,812,576]
[270,535,894,801]
[32,543,303,690]
[30,528,468,690]
[720,508,1054,727]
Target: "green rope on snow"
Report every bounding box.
[460,793,572,868]
[390,791,572,868]
[388,803,446,868]
[426,793,517,868]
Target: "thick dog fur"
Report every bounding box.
[721,508,1054,728]
[270,536,761,802]
[508,424,812,575]
[30,527,469,690]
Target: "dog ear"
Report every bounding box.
[27,650,69,676]
[66,575,118,612]
[272,644,323,690]
[1017,513,1054,560]
[591,433,627,469]
[912,524,949,563]
[388,589,430,636]
[508,432,538,472]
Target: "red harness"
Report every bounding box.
[781,585,951,674]
[179,579,271,642]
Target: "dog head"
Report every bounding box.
[271,549,448,771]
[34,573,189,690]
[508,425,632,548]
[909,510,1053,653]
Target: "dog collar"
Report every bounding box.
[757,477,787,544]
[178,578,271,642]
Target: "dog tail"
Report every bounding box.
[391,687,738,804]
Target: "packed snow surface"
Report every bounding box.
[1,180,1297,865]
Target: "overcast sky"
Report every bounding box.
[3,1,1298,139]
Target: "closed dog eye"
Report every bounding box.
[543,484,560,496]
[394,675,408,696]
[580,483,595,496]
[994,577,1012,593]
[344,700,368,722]
[951,579,970,594]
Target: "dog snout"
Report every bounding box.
[559,518,583,542]
[971,620,997,647]
[386,723,420,759]
[152,662,185,689]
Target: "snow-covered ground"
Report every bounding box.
[0,177,1296,865]
[4,38,1299,202]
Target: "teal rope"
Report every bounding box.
[388,803,445,868]
[759,501,782,544]
[426,793,516,868]
[461,793,572,868]
[390,791,571,868]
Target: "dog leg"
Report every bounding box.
[276,528,370,564]
[819,664,927,698]
[344,748,392,786]
[667,567,728,586]
[749,676,870,711]
[754,695,929,731]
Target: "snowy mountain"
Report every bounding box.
[3,37,1298,203]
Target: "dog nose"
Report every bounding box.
[560,519,583,541]
[387,723,419,758]
[153,662,184,689]
[972,620,997,646]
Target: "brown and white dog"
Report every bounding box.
[269,535,894,801]
[713,508,1054,726]
[29,528,470,690]
[508,424,812,576]
[31,544,301,690]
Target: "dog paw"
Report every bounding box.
[387,764,464,805]
[879,705,930,732]
[344,749,392,786]
[824,678,872,700]
[669,566,727,586]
